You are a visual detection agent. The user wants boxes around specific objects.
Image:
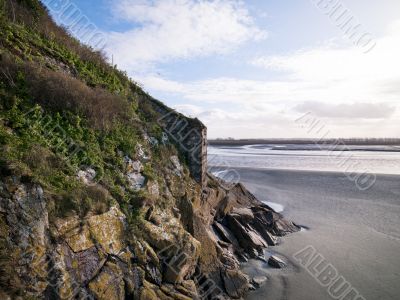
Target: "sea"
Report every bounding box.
[208,144,400,175]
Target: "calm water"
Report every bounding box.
[208,144,400,175]
[208,144,400,300]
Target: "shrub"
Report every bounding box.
[3,0,109,70]
[0,55,131,130]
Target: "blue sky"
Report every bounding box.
[44,0,400,138]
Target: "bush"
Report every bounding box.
[0,55,131,130]
[3,0,109,70]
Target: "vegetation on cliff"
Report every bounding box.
[0,1,299,299]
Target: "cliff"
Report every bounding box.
[0,1,299,299]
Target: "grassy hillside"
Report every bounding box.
[0,0,185,223]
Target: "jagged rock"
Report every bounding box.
[77,168,96,184]
[124,156,143,173]
[225,215,267,255]
[263,231,279,246]
[177,280,199,299]
[170,156,183,177]
[1,182,50,295]
[140,240,160,267]
[127,172,146,190]
[142,216,200,284]
[268,255,286,269]
[230,207,254,221]
[145,263,163,286]
[161,132,169,145]
[142,220,175,250]
[149,137,159,146]
[274,218,300,236]
[88,261,125,300]
[55,218,94,252]
[148,181,160,197]
[61,243,107,285]
[251,276,268,288]
[140,280,175,300]
[219,249,240,270]
[87,206,126,255]
[136,143,150,161]
[162,239,201,284]
[140,286,158,300]
[222,269,250,299]
[213,222,240,248]
[161,284,193,300]
[249,217,279,246]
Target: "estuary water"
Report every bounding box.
[208,144,400,300]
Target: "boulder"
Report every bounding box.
[162,241,200,284]
[136,143,150,161]
[127,172,146,190]
[222,269,250,299]
[87,207,126,255]
[230,207,254,221]
[268,255,286,269]
[142,220,200,284]
[88,261,125,300]
[77,168,96,184]
[65,225,94,252]
[124,156,143,173]
[251,276,268,288]
[148,181,159,197]
[225,215,267,255]
[213,222,240,247]
[2,182,50,295]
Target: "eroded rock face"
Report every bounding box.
[268,255,286,269]
[77,168,96,184]
[170,155,183,177]
[124,156,146,190]
[0,180,50,296]
[141,209,201,285]
[1,166,298,300]
[89,261,125,300]
[222,269,250,299]
[192,174,300,298]
[87,206,126,255]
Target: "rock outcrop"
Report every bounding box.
[145,97,208,187]
[0,169,299,300]
[190,175,300,298]
[0,2,299,299]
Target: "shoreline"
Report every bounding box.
[235,168,400,300]
[210,165,400,177]
[208,139,400,147]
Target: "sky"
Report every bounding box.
[44,0,400,139]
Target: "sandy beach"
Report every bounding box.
[236,168,400,300]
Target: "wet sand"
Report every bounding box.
[237,168,400,300]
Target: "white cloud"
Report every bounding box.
[294,102,396,119]
[138,19,400,138]
[106,0,266,71]
[250,22,400,105]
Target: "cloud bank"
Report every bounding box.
[106,0,266,71]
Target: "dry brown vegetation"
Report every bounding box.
[3,0,110,69]
[1,54,131,129]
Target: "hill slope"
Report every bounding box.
[0,1,298,299]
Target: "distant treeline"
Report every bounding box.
[208,138,400,146]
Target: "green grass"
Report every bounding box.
[0,0,195,224]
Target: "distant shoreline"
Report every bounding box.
[208,138,400,147]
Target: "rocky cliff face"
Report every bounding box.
[0,1,299,299]
[144,96,208,187]
[0,168,299,300]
